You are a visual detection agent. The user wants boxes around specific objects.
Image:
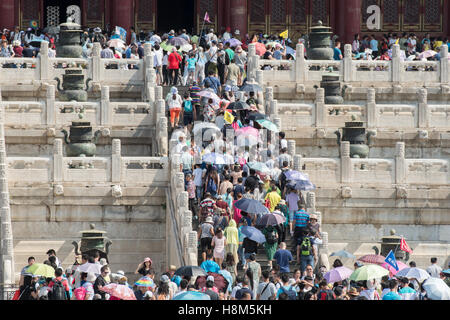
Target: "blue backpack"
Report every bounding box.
[281,286,297,300]
[207,178,217,193]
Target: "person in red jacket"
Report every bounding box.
[168,47,182,86]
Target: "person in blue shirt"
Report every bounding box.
[370,34,379,58]
[200,253,221,273]
[168,265,182,287]
[333,40,343,61]
[202,70,221,94]
[382,279,402,300]
[273,242,293,273]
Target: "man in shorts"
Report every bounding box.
[198,216,215,262]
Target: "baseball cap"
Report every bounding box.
[207,276,215,282]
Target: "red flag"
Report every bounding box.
[204,12,211,23]
[400,237,413,253]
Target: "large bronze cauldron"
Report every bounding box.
[56,20,83,58]
[373,230,410,262]
[62,121,101,157]
[321,69,343,104]
[72,224,112,262]
[335,116,375,158]
[307,21,334,60]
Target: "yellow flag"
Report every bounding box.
[224,111,235,124]
[395,38,399,45]
[280,30,289,39]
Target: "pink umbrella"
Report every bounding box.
[418,50,437,59]
[382,261,408,276]
[358,254,386,265]
[253,42,267,56]
[235,126,260,137]
[324,266,353,284]
[101,283,137,300]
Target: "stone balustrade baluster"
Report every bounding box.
[40,41,50,81]
[340,141,352,183]
[440,45,449,84]
[391,44,401,83]
[366,88,377,128]
[53,139,63,183]
[112,139,122,183]
[315,88,326,127]
[395,142,406,184]
[295,43,306,84]
[46,85,56,126]
[101,86,111,126]
[418,88,429,128]
[343,44,353,82]
[91,42,102,83]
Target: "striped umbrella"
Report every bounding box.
[134,276,155,288]
[358,254,386,265]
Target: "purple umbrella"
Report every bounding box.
[324,266,353,284]
[168,36,190,47]
[226,38,242,47]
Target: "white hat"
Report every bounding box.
[94,27,102,33]
[99,258,108,266]
[207,275,215,282]
[205,216,213,224]
[116,270,125,276]
[87,273,97,283]
[171,87,178,94]
[235,30,240,35]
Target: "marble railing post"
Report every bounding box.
[295,43,306,83]
[343,44,353,82]
[46,85,55,126]
[440,45,449,84]
[418,88,429,128]
[265,86,273,115]
[39,41,50,81]
[391,44,401,83]
[306,192,316,213]
[247,43,259,82]
[340,141,352,183]
[256,70,264,110]
[53,139,63,183]
[0,106,14,300]
[315,88,326,127]
[293,154,302,171]
[112,139,122,183]
[144,43,156,103]
[366,88,377,128]
[91,43,102,83]
[100,86,111,126]
[287,140,296,163]
[395,142,406,184]
[157,117,168,156]
[273,117,281,132]
[269,99,278,121]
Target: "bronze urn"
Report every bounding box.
[335,116,376,159]
[72,224,112,262]
[307,21,334,60]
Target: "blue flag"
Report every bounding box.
[385,250,399,271]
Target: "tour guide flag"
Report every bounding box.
[385,250,399,271]
[280,30,289,39]
[204,12,211,23]
[224,111,235,124]
[400,237,413,253]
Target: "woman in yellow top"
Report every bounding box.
[264,188,281,212]
[224,219,239,264]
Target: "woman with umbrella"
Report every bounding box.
[262,225,278,268]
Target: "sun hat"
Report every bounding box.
[205,216,214,224]
[348,287,360,296]
[94,27,101,33]
[144,257,152,264]
[169,265,177,271]
[171,87,178,94]
[207,275,215,282]
[99,258,108,266]
[224,85,232,92]
[116,270,125,276]
[87,273,97,283]
[235,30,240,35]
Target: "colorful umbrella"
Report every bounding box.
[101,283,136,300]
[195,272,229,293]
[381,261,409,276]
[240,226,266,244]
[423,277,450,300]
[26,263,55,278]
[256,212,286,227]
[358,254,386,265]
[252,42,267,56]
[247,162,271,174]
[234,198,269,215]
[349,264,389,281]
[77,263,102,275]
[330,250,356,259]
[256,119,280,133]
[324,266,353,284]
[135,276,156,288]
[396,267,431,282]
[172,291,211,300]
[175,266,208,278]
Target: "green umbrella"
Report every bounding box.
[349,264,389,282]
[247,161,271,174]
[256,119,280,133]
[26,263,56,278]
[160,41,174,52]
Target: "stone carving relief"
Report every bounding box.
[341,186,352,199]
[112,185,123,198]
[54,184,64,196]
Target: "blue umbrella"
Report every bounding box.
[284,170,309,181]
[330,250,356,259]
[241,226,266,244]
[233,198,269,215]
[172,291,211,300]
[288,179,316,191]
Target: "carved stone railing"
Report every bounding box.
[268,87,450,132]
[248,43,450,88]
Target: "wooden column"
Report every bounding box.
[0,0,16,30]
[230,0,248,38]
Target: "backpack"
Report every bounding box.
[300,237,312,256]
[207,177,217,193]
[281,286,297,300]
[51,280,67,300]
[266,229,277,245]
[319,289,335,301]
[73,286,87,300]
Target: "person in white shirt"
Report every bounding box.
[223,27,232,42]
[426,257,443,278]
[153,44,164,85]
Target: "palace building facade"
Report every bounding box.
[0,1,449,44]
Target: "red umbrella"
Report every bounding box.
[358,254,386,265]
[195,272,229,293]
[252,42,267,56]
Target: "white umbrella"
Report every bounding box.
[77,263,102,275]
[396,267,430,282]
[423,277,450,300]
[202,152,226,165]
[107,38,126,49]
[193,122,221,135]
